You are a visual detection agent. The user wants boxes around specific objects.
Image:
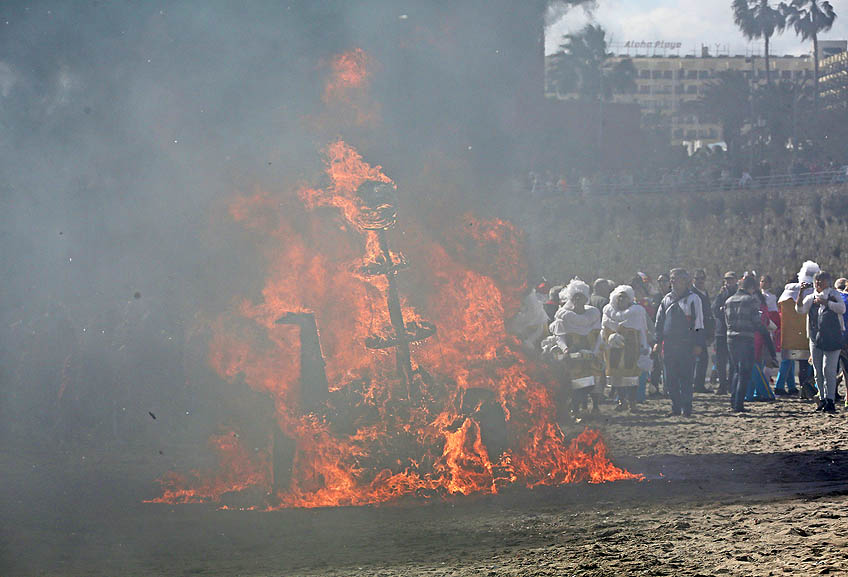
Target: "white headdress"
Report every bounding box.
[559,278,590,308]
[798,260,820,284]
[609,284,636,305]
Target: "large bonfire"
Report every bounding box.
[149,49,640,510]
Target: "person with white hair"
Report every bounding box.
[775,261,820,397]
[603,285,651,412]
[549,278,604,418]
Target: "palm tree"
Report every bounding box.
[732,0,787,85]
[686,70,752,156]
[752,78,811,158]
[783,0,837,114]
[549,24,635,101]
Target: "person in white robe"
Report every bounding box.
[603,285,651,412]
[549,278,603,418]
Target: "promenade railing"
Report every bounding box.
[567,169,848,196]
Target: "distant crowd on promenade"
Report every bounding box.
[527,157,848,197]
[511,260,848,421]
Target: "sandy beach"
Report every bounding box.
[4,391,848,577]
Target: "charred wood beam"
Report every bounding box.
[275,312,329,413]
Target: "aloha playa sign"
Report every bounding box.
[624,40,683,50]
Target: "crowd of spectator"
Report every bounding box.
[514,260,848,422]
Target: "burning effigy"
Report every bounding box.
[148,139,640,509]
[148,49,640,510]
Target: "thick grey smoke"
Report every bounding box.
[1,0,555,449]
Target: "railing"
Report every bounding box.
[557,169,848,196]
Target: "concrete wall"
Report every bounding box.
[520,184,848,289]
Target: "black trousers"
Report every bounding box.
[728,337,755,411]
[693,345,710,391]
[714,336,732,391]
[664,347,696,414]
[650,348,663,391]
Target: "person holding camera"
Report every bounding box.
[796,270,846,414]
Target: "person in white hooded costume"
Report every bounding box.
[511,283,551,353]
[548,278,603,417]
[603,285,652,411]
[774,261,819,397]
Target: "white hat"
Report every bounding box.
[560,278,590,306]
[610,284,636,304]
[797,260,820,284]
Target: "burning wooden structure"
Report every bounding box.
[355,180,435,399]
[149,136,640,510]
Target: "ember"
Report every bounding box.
[150,135,641,509]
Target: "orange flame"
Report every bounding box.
[322,49,377,126]
[324,48,370,103]
[146,432,269,504]
[153,138,640,509]
[299,140,392,227]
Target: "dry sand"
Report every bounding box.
[4,392,848,576]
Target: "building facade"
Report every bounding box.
[820,51,848,111]
[547,53,814,148]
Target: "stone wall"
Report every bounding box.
[519,184,848,289]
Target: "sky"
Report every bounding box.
[545,0,848,56]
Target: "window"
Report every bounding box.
[663,70,673,79]
[781,70,792,79]
[698,70,710,79]
[687,70,698,79]
[686,130,698,139]
[674,128,684,138]
[639,85,650,93]
[707,128,718,138]
[652,70,662,79]
[686,84,698,93]
[640,69,651,79]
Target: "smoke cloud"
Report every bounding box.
[1,0,561,453]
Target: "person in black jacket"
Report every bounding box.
[712,271,738,395]
[543,285,564,323]
[796,271,846,413]
[692,269,715,393]
[725,275,777,412]
[589,278,611,313]
[655,268,706,417]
